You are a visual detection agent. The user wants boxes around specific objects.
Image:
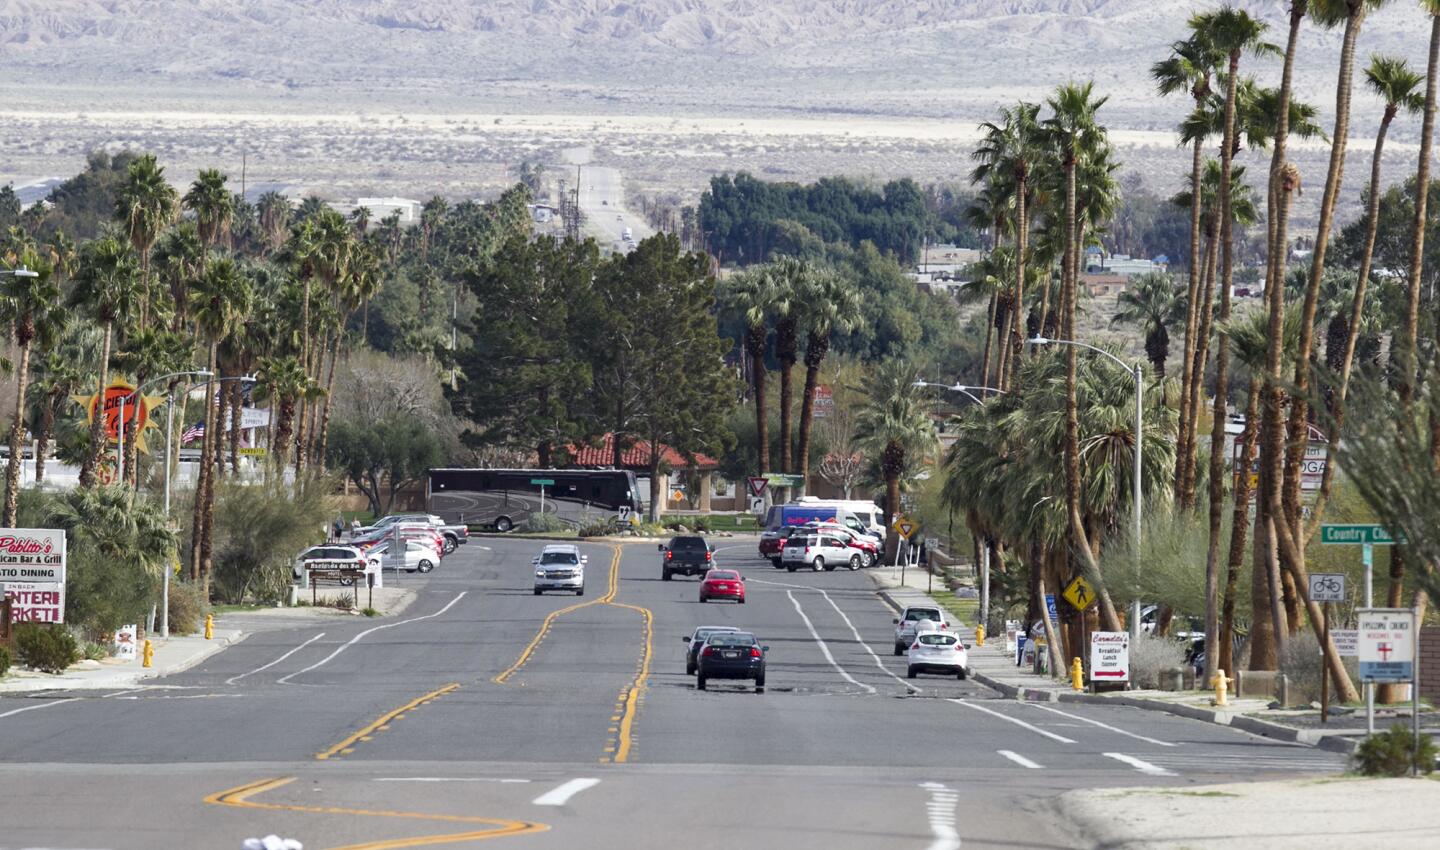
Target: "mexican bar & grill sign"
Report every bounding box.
[0,530,67,624]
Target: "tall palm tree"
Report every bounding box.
[255,354,310,481]
[1112,272,1183,378]
[768,256,806,480]
[855,361,938,559]
[27,326,97,484]
[1405,0,1440,411]
[256,191,291,255]
[152,223,203,331]
[114,154,178,327]
[69,236,142,488]
[795,269,862,493]
[112,327,192,487]
[1,252,61,525]
[964,183,1014,392]
[182,169,235,261]
[720,267,776,475]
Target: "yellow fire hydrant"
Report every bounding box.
[1211,668,1231,706]
[142,639,154,668]
[204,613,214,640]
[1071,657,1085,691]
[975,624,986,647]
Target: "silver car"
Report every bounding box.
[533,544,587,595]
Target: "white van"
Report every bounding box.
[791,497,886,540]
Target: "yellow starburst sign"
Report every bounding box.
[73,380,167,453]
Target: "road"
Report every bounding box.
[575,165,653,252]
[0,537,1346,849]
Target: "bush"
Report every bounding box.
[14,623,80,674]
[1353,724,1436,776]
[662,515,709,532]
[578,520,618,538]
[167,580,208,636]
[0,646,10,677]
[525,513,566,533]
[209,479,336,605]
[1128,634,1187,689]
[81,641,110,661]
[361,607,380,618]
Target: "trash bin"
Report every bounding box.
[1159,667,1185,691]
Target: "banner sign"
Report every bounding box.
[2,582,66,623]
[0,529,67,582]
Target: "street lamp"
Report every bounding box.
[1030,336,1145,639]
[0,266,39,279]
[913,380,1008,405]
[116,370,212,487]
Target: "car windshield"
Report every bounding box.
[855,512,873,525]
[905,610,941,622]
[918,633,957,646]
[540,552,578,565]
[670,537,706,549]
[706,633,757,647]
[694,627,738,640]
[707,571,739,580]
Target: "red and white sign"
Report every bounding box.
[747,477,768,498]
[115,624,137,660]
[813,384,834,419]
[2,581,66,624]
[1090,631,1130,682]
[0,529,66,583]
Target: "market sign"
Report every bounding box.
[2,581,65,624]
[0,529,67,582]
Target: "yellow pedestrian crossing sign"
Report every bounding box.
[892,515,918,540]
[1063,575,1097,611]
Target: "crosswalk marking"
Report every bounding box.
[997,749,1043,769]
[1104,752,1175,776]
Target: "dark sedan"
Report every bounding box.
[682,625,741,675]
[696,631,767,693]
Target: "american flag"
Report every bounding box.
[181,422,205,445]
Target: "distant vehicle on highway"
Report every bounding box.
[621,226,632,241]
[696,631,768,693]
[292,544,369,584]
[698,569,745,604]
[764,503,875,541]
[427,468,640,532]
[906,624,969,680]
[893,605,949,655]
[683,625,741,675]
[796,521,879,568]
[660,535,714,580]
[532,544,587,595]
[356,514,467,553]
[781,532,862,572]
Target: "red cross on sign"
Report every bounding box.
[1377,642,1393,661]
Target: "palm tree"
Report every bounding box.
[182,169,235,260]
[70,236,142,487]
[1,252,61,525]
[1112,272,1183,378]
[255,354,312,481]
[795,269,862,494]
[855,361,938,560]
[1403,0,1439,411]
[256,191,291,254]
[768,256,806,480]
[964,183,1014,392]
[114,154,178,327]
[152,223,203,331]
[28,326,97,484]
[720,268,776,475]
[112,327,192,487]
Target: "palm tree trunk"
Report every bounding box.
[1011,176,1029,370]
[1222,377,1262,676]
[191,344,218,581]
[996,304,1014,391]
[980,291,997,396]
[796,351,824,497]
[4,340,33,526]
[1176,136,1206,509]
[1182,224,1219,506]
[316,329,342,472]
[213,375,230,482]
[273,395,295,480]
[79,321,113,488]
[884,462,902,562]
[34,399,54,484]
[749,334,769,475]
[778,360,794,477]
[229,381,242,476]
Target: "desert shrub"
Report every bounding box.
[361,607,380,618]
[14,623,79,673]
[0,646,10,677]
[525,513,566,533]
[1353,724,1436,776]
[333,592,355,611]
[1280,630,1324,702]
[1128,635,1187,689]
[167,580,208,636]
[578,520,617,538]
[81,641,110,661]
[662,515,709,532]
[210,479,336,605]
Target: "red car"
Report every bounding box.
[699,569,746,604]
[759,526,804,568]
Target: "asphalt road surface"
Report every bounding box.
[576,165,652,252]
[0,537,1346,850]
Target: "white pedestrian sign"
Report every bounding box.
[1090,631,1130,683]
[1357,608,1415,683]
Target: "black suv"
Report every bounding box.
[660,535,714,580]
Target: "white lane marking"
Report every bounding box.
[815,587,921,693]
[997,749,1043,769]
[0,698,76,719]
[375,777,531,783]
[1025,703,1179,747]
[787,591,876,694]
[1104,752,1176,776]
[531,777,600,806]
[950,699,1077,744]
[277,592,467,684]
[919,781,961,850]
[226,632,328,685]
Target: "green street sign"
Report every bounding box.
[1320,524,1405,545]
[530,478,555,486]
[763,473,805,488]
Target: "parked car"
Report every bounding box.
[367,539,439,574]
[781,532,863,572]
[683,625,742,675]
[759,525,805,567]
[356,514,468,553]
[798,521,879,567]
[892,605,950,655]
[292,545,370,585]
[660,535,714,580]
[533,544,587,595]
[906,624,969,680]
[698,569,745,604]
[695,631,768,693]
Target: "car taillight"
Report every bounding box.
[750,647,762,658]
[805,546,811,553]
[666,551,672,560]
[912,642,921,650]
[777,540,786,549]
[701,646,714,657]
[705,551,712,561]
[940,623,948,630]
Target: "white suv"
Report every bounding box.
[907,623,970,680]
[533,544,587,595]
[780,533,863,572]
[892,605,950,655]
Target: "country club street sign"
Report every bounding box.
[1357,608,1415,683]
[1319,524,1405,545]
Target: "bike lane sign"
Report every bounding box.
[1357,608,1415,683]
[1309,573,1346,603]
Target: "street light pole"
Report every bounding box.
[116,370,211,487]
[1030,337,1145,638]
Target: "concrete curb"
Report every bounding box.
[0,629,247,693]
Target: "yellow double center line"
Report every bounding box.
[315,683,461,761]
[206,776,547,849]
[493,544,654,763]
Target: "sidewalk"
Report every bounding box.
[0,627,244,694]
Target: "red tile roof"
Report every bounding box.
[565,434,719,470]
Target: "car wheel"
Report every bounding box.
[699,595,707,603]
[417,559,434,573]
[686,662,695,676]
[443,536,457,554]
[866,552,878,568]
[786,564,797,572]
[848,554,861,571]
[958,668,968,681]
[755,678,765,693]
[697,676,707,691]
[893,643,905,656]
[662,570,672,581]
[771,558,783,569]
[533,588,542,596]
[813,556,824,572]
[738,596,746,604]
[576,587,584,596]
[495,516,513,533]
[907,666,917,679]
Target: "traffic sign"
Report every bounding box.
[763,473,804,488]
[1090,631,1130,682]
[747,477,768,498]
[1357,608,1416,683]
[1045,593,1058,623]
[530,478,555,486]
[1308,572,1347,603]
[1062,575,1097,611]
[1320,524,1405,545]
[891,515,917,539]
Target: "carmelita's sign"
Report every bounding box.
[0,529,67,582]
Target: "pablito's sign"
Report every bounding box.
[0,529,67,583]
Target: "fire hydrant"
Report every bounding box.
[1211,668,1231,706]
[1071,657,1085,691]
[142,639,154,668]
[204,614,214,640]
[975,624,986,647]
